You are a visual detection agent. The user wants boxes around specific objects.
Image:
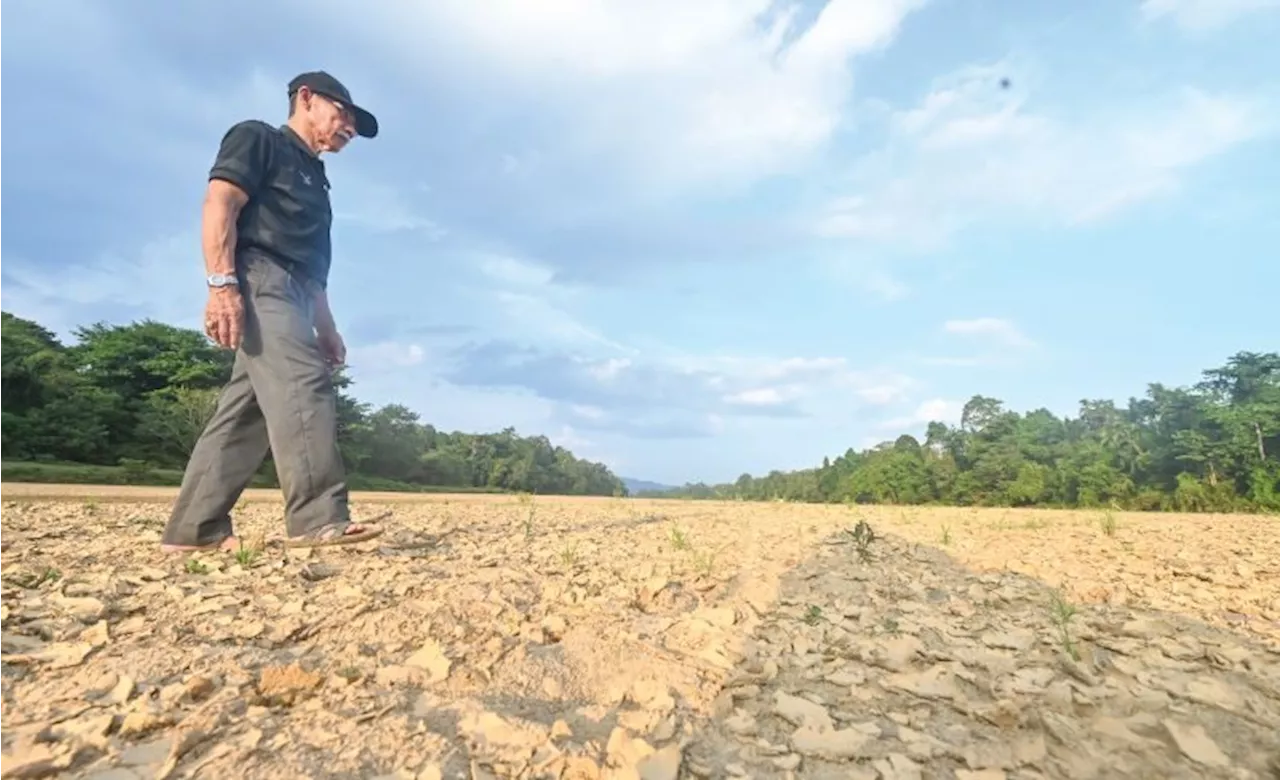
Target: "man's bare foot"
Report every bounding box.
[160,536,241,554]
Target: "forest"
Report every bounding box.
[0,312,626,496]
[3,310,1277,510]
[646,351,1280,513]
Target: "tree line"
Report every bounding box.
[645,352,1280,513]
[0,312,626,496]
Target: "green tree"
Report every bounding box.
[653,351,1280,513]
[1,310,627,496]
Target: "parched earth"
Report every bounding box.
[1,491,1278,779]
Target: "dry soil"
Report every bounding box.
[1,487,1278,779]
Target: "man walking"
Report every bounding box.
[161,71,385,552]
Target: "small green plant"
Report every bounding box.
[559,542,579,568]
[1047,588,1080,661]
[118,458,154,484]
[668,523,690,551]
[233,538,262,568]
[843,518,876,562]
[691,549,718,577]
[1098,509,1117,537]
[83,500,99,515]
[939,524,952,545]
[881,616,901,635]
[185,558,210,575]
[803,605,823,625]
[517,492,536,539]
[337,665,362,682]
[2,566,61,589]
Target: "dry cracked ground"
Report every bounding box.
[1,487,1279,779]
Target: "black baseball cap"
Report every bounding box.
[287,70,378,139]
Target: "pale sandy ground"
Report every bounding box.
[1,486,1277,779]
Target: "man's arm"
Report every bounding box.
[313,288,346,366]
[203,120,271,279]
[314,288,338,336]
[202,180,249,278]
[202,121,270,348]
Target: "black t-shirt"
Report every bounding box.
[208,120,333,289]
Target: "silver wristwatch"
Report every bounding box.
[207,273,238,288]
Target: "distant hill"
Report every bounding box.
[622,477,676,495]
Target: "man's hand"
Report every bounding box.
[317,327,346,367]
[200,177,249,350]
[313,288,344,367]
[205,287,244,349]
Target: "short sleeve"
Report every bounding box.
[208,121,273,196]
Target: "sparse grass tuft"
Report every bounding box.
[1047,588,1081,661]
[2,566,61,589]
[185,558,210,575]
[516,492,536,539]
[668,523,690,551]
[843,518,876,562]
[233,546,259,568]
[940,523,952,545]
[233,532,265,568]
[691,548,718,577]
[559,541,579,568]
[337,665,362,682]
[803,605,823,625]
[1098,509,1117,537]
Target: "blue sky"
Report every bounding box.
[3,0,1278,486]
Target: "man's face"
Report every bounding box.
[300,88,357,153]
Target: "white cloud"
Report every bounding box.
[876,397,964,430]
[477,254,558,288]
[917,355,997,368]
[943,317,1036,349]
[548,424,594,453]
[444,340,916,437]
[817,257,912,300]
[464,253,634,354]
[330,176,447,237]
[1,232,207,339]
[347,341,427,372]
[316,0,928,192]
[724,387,788,407]
[860,269,911,302]
[490,290,631,353]
[1139,0,1280,31]
[815,64,1271,246]
[568,404,607,421]
[677,354,916,407]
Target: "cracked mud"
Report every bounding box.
[2,491,1278,779]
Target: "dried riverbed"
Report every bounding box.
[1,493,1277,779]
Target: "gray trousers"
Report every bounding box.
[161,254,350,546]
